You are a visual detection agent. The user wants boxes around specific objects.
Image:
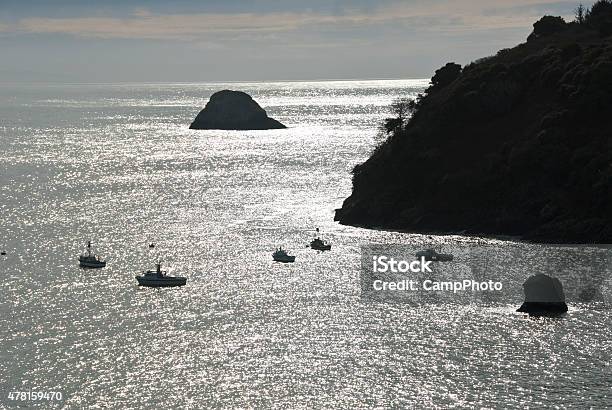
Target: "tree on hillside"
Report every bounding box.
[430,63,462,89]
[383,98,417,134]
[528,15,567,40]
[586,0,612,18]
[575,4,586,23]
[585,0,612,34]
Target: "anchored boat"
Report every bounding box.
[310,227,332,251]
[415,248,453,262]
[135,261,187,287]
[310,237,331,251]
[79,241,107,268]
[273,247,296,263]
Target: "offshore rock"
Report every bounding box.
[517,274,568,316]
[190,90,286,130]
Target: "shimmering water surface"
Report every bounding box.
[0,80,610,408]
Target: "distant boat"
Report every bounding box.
[415,248,453,262]
[149,243,155,249]
[273,247,296,263]
[310,228,331,251]
[79,241,107,268]
[310,238,331,251]
[0,251,5,256]
[135,260,187,288]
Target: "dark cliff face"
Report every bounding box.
[336,11,612,243]
[190,90,286,130]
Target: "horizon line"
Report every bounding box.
[0,77,431,86]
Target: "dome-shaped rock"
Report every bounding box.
[189,90,286,130]
[517,273,568,316]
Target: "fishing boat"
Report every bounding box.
[79,241,107,268]
[273,247,296,263]
[310,237,331,251]
[415,248,453,262]
[135,261,187,287]
[310,227,331,251]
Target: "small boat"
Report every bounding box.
[0,251,6,256]
[79,241,107,268]
[310,237,331,251]
[149,243,155,249]
[135,261,187,287]
[415,248,453,262]
[273,247,296,263]
[310,227,331,251]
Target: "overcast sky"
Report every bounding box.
[0,0,577,82]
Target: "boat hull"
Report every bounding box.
[311,244,331,251]
[424,255,453,262]
[415,251,453,262]
[273,256,296,263]
[438,255,453,262]
[79,260,107,268]
[135,276,187,287]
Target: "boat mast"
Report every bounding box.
[87,241,91,257]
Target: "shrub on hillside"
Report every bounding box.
[528,16,567,41]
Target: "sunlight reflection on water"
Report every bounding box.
[0,80,610,408]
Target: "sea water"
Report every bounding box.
[0,80,610,408]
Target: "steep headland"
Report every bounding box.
[336,2,612,243]
[190,90,286,130]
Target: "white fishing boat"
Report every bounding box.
[273,247,296,263]
[135,261,187,287]
[79,241,106,268]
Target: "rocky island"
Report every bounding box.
[336,2,612,243]
[190,90,286,130]
[517,274,568,316]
